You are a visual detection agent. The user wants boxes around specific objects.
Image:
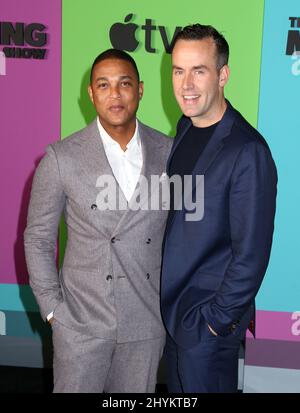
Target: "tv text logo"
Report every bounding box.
[109,14,182,54]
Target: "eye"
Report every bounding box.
[97,82,108,89]
[121,81,132,87]
[173,70,183,76]
[195,70,204,75]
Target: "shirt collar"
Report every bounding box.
[96,117,140,151]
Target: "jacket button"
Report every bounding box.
[91,204,97,210]
[146,273,150,279]
[231,321,239,331]
[106,275,112,281]
[146,238,151,244]
[111,237,115,243]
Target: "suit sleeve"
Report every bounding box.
[24,144,66,321]
[201,141,277,336]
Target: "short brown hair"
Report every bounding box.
[172,24,229,70]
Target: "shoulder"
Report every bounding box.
[229,113,277,175]
[218,103,276,174]
[138,120,172,149]
[52,122,94,150]
[231,109,270,151]
[47,120,97,156]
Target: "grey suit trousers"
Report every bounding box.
[52,319,165,393]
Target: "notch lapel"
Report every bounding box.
[112,120,165,234]
[77,119,114,184]
[190,101,237,176]
[166,101,238,231]
[166,117,191,174]
[76,119,128,236]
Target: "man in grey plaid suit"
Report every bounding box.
[24,49,172,393]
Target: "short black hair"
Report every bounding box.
[90,49,140,84]
[172,24,229,70]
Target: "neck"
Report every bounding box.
[100,119,136,151]
[192,97,227,128]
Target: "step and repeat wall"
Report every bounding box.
[0,0,299,392]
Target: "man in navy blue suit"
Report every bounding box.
[161,24,277,393]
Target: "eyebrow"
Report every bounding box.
[172,65,209,70]
[94,75,134,82]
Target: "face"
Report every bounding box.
[172,38,229,126]
[88,58,143,131]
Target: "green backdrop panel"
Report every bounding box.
[60,0,265,262]
[61,0,264,137]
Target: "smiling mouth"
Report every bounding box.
[182,95,200,103]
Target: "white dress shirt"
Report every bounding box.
[97,117,143,202]
[47,118,143,322]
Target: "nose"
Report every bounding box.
[182,72,194,90]
[110,85,121,99]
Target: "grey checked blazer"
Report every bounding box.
[24,119,172,342]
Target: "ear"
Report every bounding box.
[219,65,230,87]
[138,81,144,100]
[88,85,94,104]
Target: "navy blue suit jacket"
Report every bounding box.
[161,101,277,349]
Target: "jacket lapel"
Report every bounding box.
[139,121,166,185]
[166,117,191,174]
[77,119,115,185]
[166,101,237,231]
[76,119,128,236]
[112,120,165,234]
[79,119,128,205]
[191,101,237,176]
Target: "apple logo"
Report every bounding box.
[109,14,139,52]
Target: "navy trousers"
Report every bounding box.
[165,324,242,393]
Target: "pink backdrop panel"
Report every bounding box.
[0,0,62,284]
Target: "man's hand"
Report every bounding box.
[208,324,218,336]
